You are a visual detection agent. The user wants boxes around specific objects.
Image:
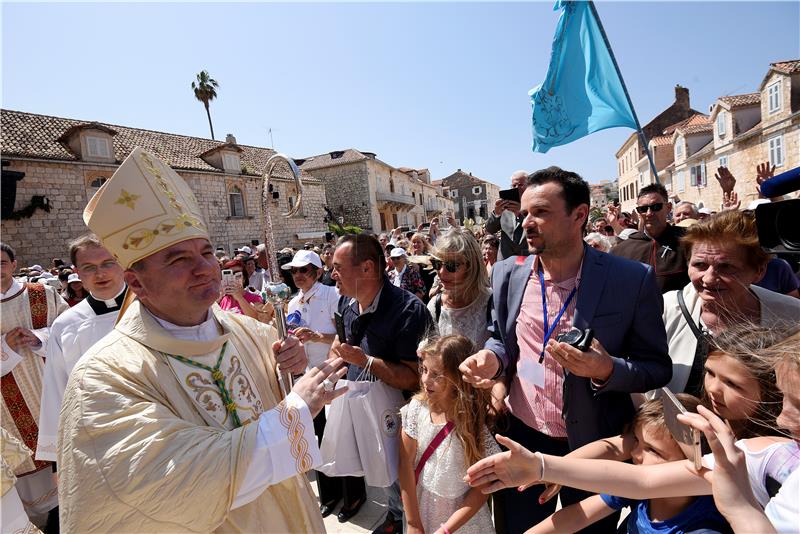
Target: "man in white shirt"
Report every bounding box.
[36,234,127,462]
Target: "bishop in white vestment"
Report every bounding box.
[57,147,346,533]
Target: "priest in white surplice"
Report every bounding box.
[57,147,348,533]
[36,235,127,462]
[1,242,68,528]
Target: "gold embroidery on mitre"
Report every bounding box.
[139,152,185,214]
[114,189,140,210]
[278,400,313,473]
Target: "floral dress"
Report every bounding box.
[400,398,499,534]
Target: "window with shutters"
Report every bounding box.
[690,164,706,187]
[768,82,781,114]
[86,136,111,159]
[229,186,245,217]
[769,135,784,167]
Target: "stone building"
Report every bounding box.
[434,169,500,224]
[589,179,618,208]
[615,85,700,212]
[0,109,329,267]
[298,149,454,232]
[615,60,800,212]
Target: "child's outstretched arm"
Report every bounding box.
[436,486,490,534]
[398,429,424,534]
[466,434,713,499]
[526,494,615,534]
[537,433,635,503]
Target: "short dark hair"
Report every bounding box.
[337,234,386,274]
[526,166,590,229]
[638,183,669,203]
[0,243,15,262]
[68,233,104,267]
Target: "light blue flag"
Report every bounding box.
[531,0,637,153]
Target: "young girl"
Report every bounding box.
[400,335,499,534]
[466,325,800,533]
[530,395,732,534]
[536,324,785,505]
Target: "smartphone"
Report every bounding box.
[398,225,410,232]
[661,387,705,470]
[221,269,236,292]
[334,312,347,344]
[499,188,521,203]
[421,222,431,229]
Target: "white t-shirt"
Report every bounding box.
[703,439,799,533]
[287,282,340,368]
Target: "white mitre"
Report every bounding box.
[83,146,209,269]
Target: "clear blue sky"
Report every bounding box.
[3,1,798,186]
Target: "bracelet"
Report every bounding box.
[440,524,451,534]
[534,451,546,481]
[490,352,504,380]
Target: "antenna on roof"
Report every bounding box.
[267,128,274,149]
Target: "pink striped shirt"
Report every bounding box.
[508,256,581,438]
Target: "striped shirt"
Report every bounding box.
[508,256,581,438]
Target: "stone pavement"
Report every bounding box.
[309,473,387,534]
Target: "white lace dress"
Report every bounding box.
[427,291,492,349]
[401,398,499,533]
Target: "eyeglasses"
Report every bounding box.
[430,259,464,273]
[635,202,664,214]
[290,266,312,275]
[78,260,119,275]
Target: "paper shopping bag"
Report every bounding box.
[349,380,405,487]
[318,380,364,477]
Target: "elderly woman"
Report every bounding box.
[388,247,426,300]
[218,258,271,322]
[583,232,611,253]
[428,229,491,348]
[662,209,800,396]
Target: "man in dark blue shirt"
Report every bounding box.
[331,234,432,534]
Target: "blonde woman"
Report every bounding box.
[428,229,491,349]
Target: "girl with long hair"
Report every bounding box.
[400,335,499,534]
[466,325,800,533]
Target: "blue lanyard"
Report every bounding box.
[538,262,577,363]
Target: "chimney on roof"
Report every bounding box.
[457,168,461,172]
[674,85,690,111]
[225,133,237,144]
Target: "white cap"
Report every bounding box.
[237,246,252,255]
[281,250,322,270]
[67,273,81,283]
[698,207,713,215]
[30,264,44,272]
[747,199,771,210]
[390,247,407,259]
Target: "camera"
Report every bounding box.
[555,327,594,352]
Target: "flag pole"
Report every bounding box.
[588,0,660,185]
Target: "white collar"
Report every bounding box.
[299,282,321,303]
[90,283,127,308]
[149,309,219,342]
[0,278,23,299]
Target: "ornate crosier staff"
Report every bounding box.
[262,153,304,398]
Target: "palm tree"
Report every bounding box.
[191,70,219,140]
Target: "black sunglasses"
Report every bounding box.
[290,266,312,275]
[431,259,464,273]
[635,202,664,214]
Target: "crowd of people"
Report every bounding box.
[1,145,798,534]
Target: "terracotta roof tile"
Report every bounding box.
[719,93,761,108]
[650,135,673,147]
[664,113,711,136]
[298,149,367,170]
[771,60,800,74]
[0,109,316,181]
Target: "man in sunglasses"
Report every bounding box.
[610,183,689,293]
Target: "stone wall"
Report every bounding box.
[0,158,329,266]
[304,161,373,231]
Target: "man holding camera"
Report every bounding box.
[460,167,671,534]
[484,170,530,260]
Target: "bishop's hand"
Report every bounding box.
[291,357,348,417]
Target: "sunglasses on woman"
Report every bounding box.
[290,266,312,275]
[430,259,463,273]
[635,202,664,214]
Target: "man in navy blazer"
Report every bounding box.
[460,167,671,534]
